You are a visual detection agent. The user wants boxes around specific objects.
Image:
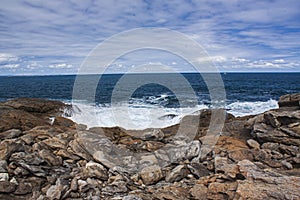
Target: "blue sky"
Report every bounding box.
[0,0,300,75]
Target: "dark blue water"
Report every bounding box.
[0,73,299,107]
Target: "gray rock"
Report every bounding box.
[123,195,143,200]
[246,139,260,149]
[187,163,210,178]
[0,173,9,181]
[0,160,7,173]
[85,161,109,181]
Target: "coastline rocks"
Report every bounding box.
[0,95,299,199]
[278,93,300,107]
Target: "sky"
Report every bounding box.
[0,0,300,75]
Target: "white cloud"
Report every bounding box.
[48,63,73,69]
[0,53,19,63]
[0,64,20,69]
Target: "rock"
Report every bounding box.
[0,181,17,193]
[0,129,22,140]
[53,116,75,127]
[190,184,207,200]
[214,157,239,179]
[165,165,188,182]
[246,139,260,149]
[207,182,238,199]
[2,98,66,116]
[0,139,25,160]
[85,161,109,181]
[235,160,300,199]
[0,173,9,181]
[68,138,93,161]
[0,160,7,172]
[0,106,46,132]
[187,163,210,178]
[38,149,62,166]
[43,137,68,149]
[123,195,143,200]
[46,179,67,200]
[278,93,300,107]
[140,165,163,185]
[14,182,32,195]
[281,160,293,169]
[251,110,300,146]
[10,152,44,165]
[102,175,128,195]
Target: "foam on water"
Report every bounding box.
[67,99,278,130]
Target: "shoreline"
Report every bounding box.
[0,94,299,199]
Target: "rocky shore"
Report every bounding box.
[0,94,299,200]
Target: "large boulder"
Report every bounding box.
[278,93,300,107]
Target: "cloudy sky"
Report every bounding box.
[0,0,300,75]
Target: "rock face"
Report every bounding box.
[0,95,299,199]
[278,93,300,107]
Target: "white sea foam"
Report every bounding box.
[67,99,278,130]
[226,99,278,117]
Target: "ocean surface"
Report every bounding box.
[0,73,299,129]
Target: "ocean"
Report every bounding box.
[0,73,299,129]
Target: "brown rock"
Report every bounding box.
[190,184,208,200]
[43,137,68,149]
[236,160,300,199]
[278,93,300,107]
[14,182,32,195]
[207,182,238,199]
[0,181,17,193]
[246,139,260,149]
[0,139,25,160]
[165,165,188,182]
[0,129,22,140]
[85,161,109,181]
[214,156,239,179]
[140,165,163,185]
[38,149,62,166]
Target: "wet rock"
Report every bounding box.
[85,161,109,181]
[246,139,260,149]
[0,106,46,132]
[0,181,17,193]
[53,116,75,127]
[165,165,188,182]
[140,165,163,185]
[0,129,22,140]
[278,93,300,107]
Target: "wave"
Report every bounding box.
[66,98,278,130]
